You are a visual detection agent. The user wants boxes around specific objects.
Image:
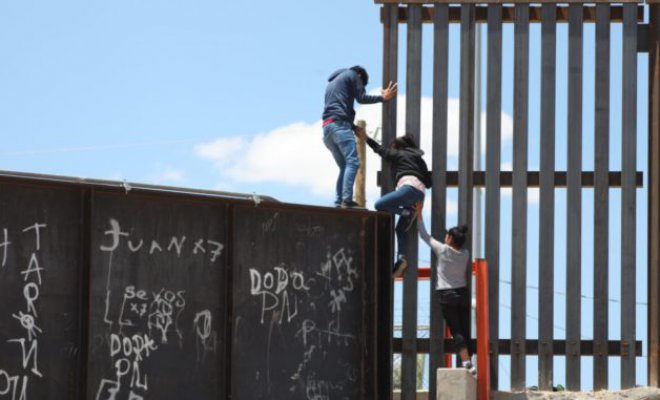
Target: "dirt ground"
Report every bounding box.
[492,387,660,400]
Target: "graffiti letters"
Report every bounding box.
[249,266,310,324]
[99,218,224,263]
[0,223,47,399]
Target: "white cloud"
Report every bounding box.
[196,121,337,197]
[195,95,515,207]
[355,96,513,159]
[194,137,246,166]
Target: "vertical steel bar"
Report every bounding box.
[621,3,637,389]
[621,4,637,389]
[429,5,449,399]
[459,4,476,232]
[511,3,529,390]
[402,5,422,399]
[459,4,476,373]
[593,3,610,390]
[566,3,584,391]
[382,4,399,196]
[648,2,660,388]
[539,3,556,392]
[356,120,367,207]
[380,7,398,397]
[485,3,502,391]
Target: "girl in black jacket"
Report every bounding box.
[360,131,431,277]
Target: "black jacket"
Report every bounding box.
[366,137,432,188]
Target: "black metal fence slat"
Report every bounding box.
[402,5,423,399]
[566,3,584,391]
[621,2,638,389]
[539,2,557,391]
[429,4,450,399]
[486,3,503,391]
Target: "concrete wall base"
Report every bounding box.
[436,368,477,400]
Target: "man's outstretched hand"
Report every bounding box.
[382,81,398,101]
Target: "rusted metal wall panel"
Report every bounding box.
[382,4,644,23]
[0,172,390,399]
[230,205,378,400]
[0,182,84,399]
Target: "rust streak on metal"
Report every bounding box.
[380,5,644,23]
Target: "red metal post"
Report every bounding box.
[475,259,491,400]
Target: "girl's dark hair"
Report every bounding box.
[447,225,469,248]
[390,134,418,150]
[350,65,369,86]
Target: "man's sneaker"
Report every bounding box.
[341,201,362,209]
[392,256,408,278]
[462,361,477,377]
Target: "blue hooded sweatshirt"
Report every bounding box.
[322,68,383,125]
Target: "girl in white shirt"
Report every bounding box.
[417,212,476,376]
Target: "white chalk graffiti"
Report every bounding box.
[0,228,10,268]
[317,248,357,293]
[193,310,217,363]
[295,222,325,238]
[97,217,223,399]
[99,218,224,262]
[249,266,310,324]
[147,289,186,344]
[0,370,27,400]
[296,320,356,348]
[11,312,41,342]
[262,213,279,233]
[110,334,157,362]
[0,222,47,400]
[7,339,41,378]
[283,247,360,399]
[95,378,144,400]
[302,372,346,400]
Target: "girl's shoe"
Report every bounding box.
[462,361,477,378]
[392,256,408,278]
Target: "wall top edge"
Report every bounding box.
[375,0,645,4]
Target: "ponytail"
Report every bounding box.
[447,225,469,248]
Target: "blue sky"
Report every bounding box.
[0,0,651,392]
[0,0,383,202]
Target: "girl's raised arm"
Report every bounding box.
[417,208,444,255]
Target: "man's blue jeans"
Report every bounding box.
[375,185,425,257]
[323,121,360,205]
